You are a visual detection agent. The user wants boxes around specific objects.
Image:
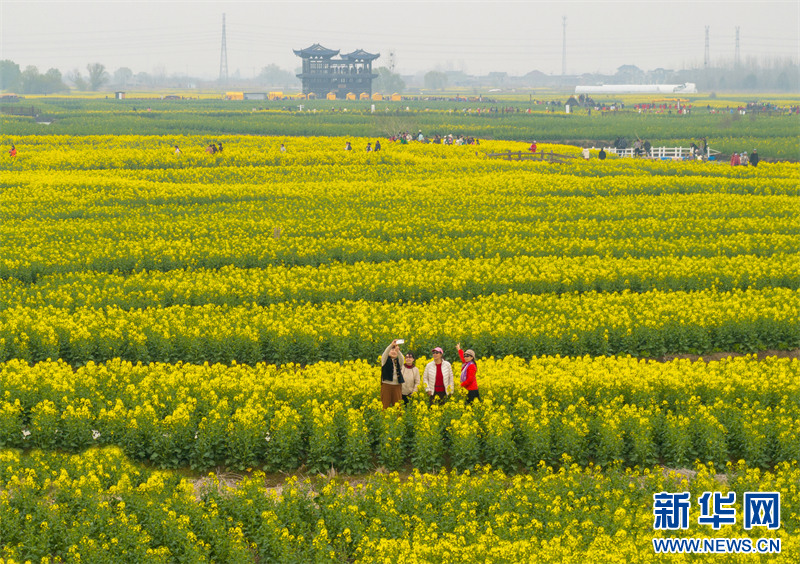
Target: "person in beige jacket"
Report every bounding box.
[422,347,453,405]
[400,352,420,405]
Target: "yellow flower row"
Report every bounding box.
[2,133,799,176]
[2,355,796,414]
[3,135,796,285]
[1,355,797,469]
[1,287,796,363]
[3,144,796,282]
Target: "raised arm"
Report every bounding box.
[456,342,466,363]
[382,339,398,365]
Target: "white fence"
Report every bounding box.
[601,146,721,160]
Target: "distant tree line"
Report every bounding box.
[0,60,113,94]
[2,56,796,94]
[691,59,799,92]
[1,60,68,94]
[605,59,799,92]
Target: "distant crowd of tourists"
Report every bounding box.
[730,150,759,167]
[390,131,480,145]
[344,140,382,151]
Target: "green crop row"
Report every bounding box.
[2,254,798,312]
[0,447,797,563]
[3,394,797,472]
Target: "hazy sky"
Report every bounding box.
[1,0,798,79]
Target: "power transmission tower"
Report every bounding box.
[704,25,710,69]
[219,13,228,83]
[735,26,740,68]
[388,51,396,73]
[561,16,567,76]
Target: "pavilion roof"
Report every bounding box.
[340,49,380,62]
[293,44,340,58]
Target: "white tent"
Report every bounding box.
[575,83,697,94]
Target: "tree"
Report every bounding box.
[258,64,298,87]
[134,72,153,87]
[424,71,447,91]
[0,60,21,91]
[741,73,758,90]
[373,67,405,94]
[614,64,644,84]
[87,63,109,91]
[67,69,89,90]
[19,66,68,94]
[113,67,133,86]
[43,69,68,94]
[20,66,39,93]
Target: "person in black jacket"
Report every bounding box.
[750,149,759,167]
[380,339,405,409]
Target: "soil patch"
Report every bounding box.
[656,349,799,363]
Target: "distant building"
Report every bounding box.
[294,44,379,99]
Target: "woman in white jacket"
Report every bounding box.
[422,347,453,406]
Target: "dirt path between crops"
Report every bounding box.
[654,349,799,363]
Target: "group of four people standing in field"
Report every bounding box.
[380,339,479,409]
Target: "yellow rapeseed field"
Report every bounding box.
[0,134,798,562]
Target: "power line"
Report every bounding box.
[561,16,567,76]
[735,26,740,68]
[219,13,228,83]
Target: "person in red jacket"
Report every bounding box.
[456,343,479,404]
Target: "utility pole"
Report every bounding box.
[219,13,228,83]
[562,16,567,77]
[704,25,710,69]
[735,26,740,68]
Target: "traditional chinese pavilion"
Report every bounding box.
[294,44,379,99]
